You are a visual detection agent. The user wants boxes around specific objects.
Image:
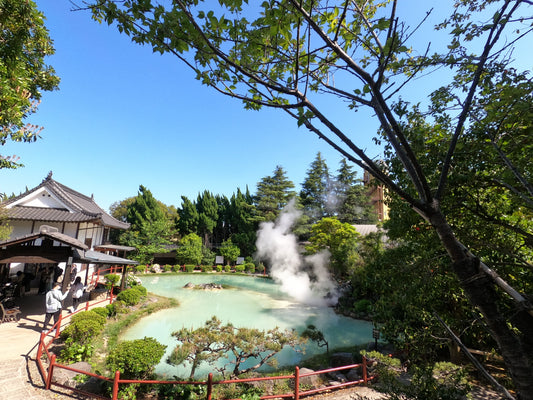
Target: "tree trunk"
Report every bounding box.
[428,208,533,400]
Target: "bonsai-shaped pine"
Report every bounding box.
[301,325,329,356]
[168,316,305,379]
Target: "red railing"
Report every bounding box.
[39,351,373,400]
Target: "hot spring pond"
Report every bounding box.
[121,274,373,378]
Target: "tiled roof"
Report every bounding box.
[3,173,129,230]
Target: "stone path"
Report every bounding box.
[0,292,94,400]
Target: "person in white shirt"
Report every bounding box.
[43,283,68,334]
[70,276,85,312]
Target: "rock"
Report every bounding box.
[89,289,107,301]
[184,282,196,288]
[346,368,361,382]
[297,367,322,389]
[151,264,162,273]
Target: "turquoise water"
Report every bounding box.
[121,274,372,378]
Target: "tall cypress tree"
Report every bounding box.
[177,195,199,236]
[255,165,296,221]
[336,159,377,224]
[197,190,218,247]
[299,152,331,223]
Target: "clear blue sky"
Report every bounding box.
[1,1,529,212]
[1,1,383,212]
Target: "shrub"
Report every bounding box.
[116,288,142,306]
[130,285,147,296]
[173,264,181,272]
[135,265,146,274]
[245,262,256,274]
[235,264,245,273]
[61,311,106,343]
[91,307,110,318]
[106,300,127,317]
[353,299,373,314]
[201,264,212,272]
[224,265,231,272]
[106,337,166,380]
[163,264,173,272]
[184,264,196,273]
[59,339,94,363]
[104,274,120,290]
[216,265,223,272]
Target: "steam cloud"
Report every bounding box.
[255,200,338,306]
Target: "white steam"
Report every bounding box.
[255,200,338,306]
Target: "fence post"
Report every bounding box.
[55,313,62,338]
[112,370,120,400]
[207,373,213,400]
[46,354,56,390]
[294,366,300,400]
[85,299,90,311]
[37,332,45,361]
[363,356,368,384]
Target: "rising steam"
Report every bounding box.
[255,200,338,306]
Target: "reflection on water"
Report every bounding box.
[122,274,372,378]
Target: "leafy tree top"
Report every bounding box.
[1,0,59,169]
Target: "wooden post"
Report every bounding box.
[294,366,300,400]
[112,370,120,400]
[46,354,56,390]
[207,373,213,400]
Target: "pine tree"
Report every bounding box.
[299,152,331,223]
[255,166,296,221]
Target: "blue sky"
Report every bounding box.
[1,1,383,212]
[1,1,529,212]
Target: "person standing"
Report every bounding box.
[70,276,85,312]
[43,283,68,334]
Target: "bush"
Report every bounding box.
[135,265,146,274]
[91,307,110,318]
[235,264,245,273]
[61,311,106,343]
[130,285,147,296]
[361,351,470,400]
[106,337,166,380]
[104,274,120,290]
[216,265,223,272]
[245,262,256,273]
[201,264,213,272]
[116,288,142,306]
[106,301,127,317]
[184,264,196,273]
[59,339,94,363]
[163,264,173,272]
[353,299,373,314]
[224,265,231,273]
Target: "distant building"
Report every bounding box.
[363,170,389,222]
[0,172,135,287]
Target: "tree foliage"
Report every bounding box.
[306,217,362,276]
[175,232,203,265]
[0,0,59,169]
[255,165,296,222]
[218,238,240,265]
[87,0,533,394]
[299,152,331,223]
[168,316,304,379]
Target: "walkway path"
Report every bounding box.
[0,292,92,400]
